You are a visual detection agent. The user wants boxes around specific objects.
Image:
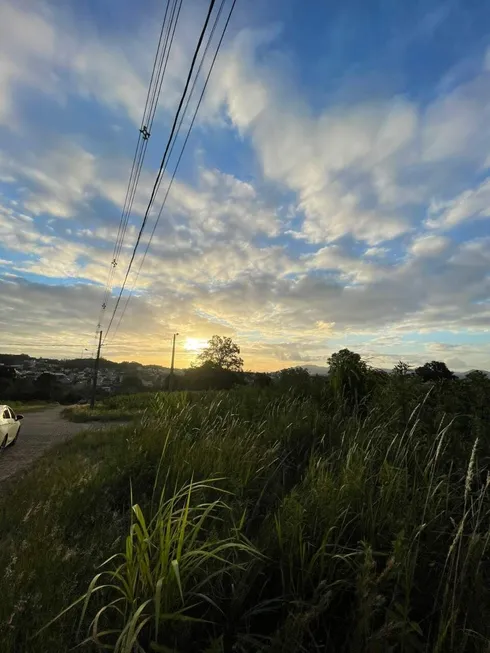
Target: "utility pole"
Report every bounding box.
[90,330,103,409]
[169,332,179,391]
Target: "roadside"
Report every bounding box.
[61,404,135,423]
[0,406,117,483]
[7,401,55,414]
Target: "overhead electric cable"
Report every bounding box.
[95,0,181,334]
[103,0,219,343]
[108,0,236,343]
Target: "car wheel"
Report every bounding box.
[10,428,19,446]
[0,435,8,450]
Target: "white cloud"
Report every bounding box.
[0,137,158,220]
[364,246,389,257]
[409,234,450,257]
[421,79,490,163]
[0,0,160,126]
[1,6,490,370]
[427,177,490,229]
[0,1,56,125]
[0,0,239,130]
[205,26,490,247]
[302,244,390,284]
[205,30,421,245]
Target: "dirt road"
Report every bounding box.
[0,406,103,483]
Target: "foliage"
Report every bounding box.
[251,372,272,387]
[275,367,321,400]
[197,335,244,372]
[277,366,310,386]
[180,360,245,391]
[0,365,16,380]
[119,373,145,394]
[62,393,152,422]
[7,401,54,414]
[2,351,490,652]
[328,348,369,408]
[415,360,456,382]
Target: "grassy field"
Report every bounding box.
[4,400,55,414]
[0,387,488,652]
[61,394,151,422]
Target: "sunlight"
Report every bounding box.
[183,337,207,353]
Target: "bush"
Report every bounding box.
[0,386,489,652]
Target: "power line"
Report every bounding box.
[98,0,175,316]
[95,0,181,334]
[112,0,184,267]
[109,0,236,343]
[103,0,219,343]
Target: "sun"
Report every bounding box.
[184,337,207,353]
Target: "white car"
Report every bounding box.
[0,405,24,449]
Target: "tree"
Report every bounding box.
[464,370,490,385]
[197,336,244,372]
[34,372,60,401]
[119,374,144,394]
[415,361,455,382]
[327,349,369,408]
[389,361,418,423]
[0,365,16,380]
[462,370,490,421]
[253,372,272,388]
[182,360,240,391]
[276,367,311,398]
[393,361,412,377]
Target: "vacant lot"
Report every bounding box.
[0,384,489,652]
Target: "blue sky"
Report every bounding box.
[0,0,489,371]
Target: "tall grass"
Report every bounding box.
[0,388,489,652]
[41,476,259,653]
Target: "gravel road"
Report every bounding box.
[0,406,103,484]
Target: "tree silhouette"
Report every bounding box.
[197,336,243,372]
[328,349,368,407]
[393,361,412,377]
[415,361,455,382]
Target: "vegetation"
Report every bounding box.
[415,360,457,382]
[197,335,244,371]
[0,349,489,652]
[5,400,55,414]
[61,394,150,422]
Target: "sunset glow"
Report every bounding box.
[0,0,489,372]
[184,338,207,353]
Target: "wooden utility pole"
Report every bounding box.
[90,330,103,409]
[169,332,179,391]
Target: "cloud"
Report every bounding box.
[421,74,490,164]
[427,177,490,229]
[0,1,56,125]
[205,25,490,248]
[1,4,490,371]
[0,0,243,131]
[0,276,166,358]
[0,0,157,127]
[409,234,450,257]
[364,246,389,258]
[0,135,159,221]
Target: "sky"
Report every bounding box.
[1,0,490,372]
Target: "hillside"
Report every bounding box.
[1,366,489,652]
